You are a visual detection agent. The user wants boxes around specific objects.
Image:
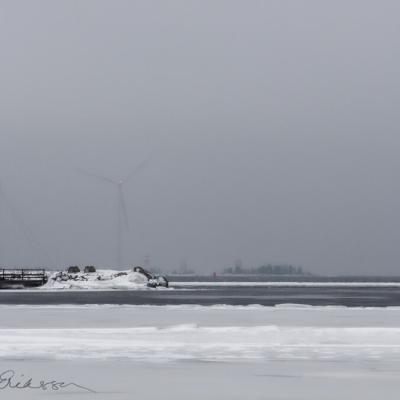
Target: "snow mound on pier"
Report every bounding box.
[43,269,149,290]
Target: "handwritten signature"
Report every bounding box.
[0,369,96,393]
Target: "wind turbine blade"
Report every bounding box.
[77,168,117,185]
[122,158,149,184]
[119,189,130,231]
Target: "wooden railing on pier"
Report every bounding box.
[0,268,47,286]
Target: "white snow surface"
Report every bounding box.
[1,304,400,362]
[2,305,400,399]
[1,325,400,362]
[42,269,149,290]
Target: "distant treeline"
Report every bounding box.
[223,264,308,275]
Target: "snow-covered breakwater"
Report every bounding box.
[42,269,153,290]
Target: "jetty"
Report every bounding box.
[0,268,48,288]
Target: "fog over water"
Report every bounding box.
[0,1,399,274]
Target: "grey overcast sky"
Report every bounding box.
[0,0,400,274]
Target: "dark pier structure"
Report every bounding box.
[0,269,47,288]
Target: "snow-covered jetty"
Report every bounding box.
[41,266,168,290]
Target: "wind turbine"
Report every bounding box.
[78,161,147,267]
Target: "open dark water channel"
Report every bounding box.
[1,286,400,306]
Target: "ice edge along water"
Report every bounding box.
[171,281,400,287]
[38,270,400,290]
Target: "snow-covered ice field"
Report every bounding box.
[1,304,400,399]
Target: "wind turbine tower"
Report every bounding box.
[79,161,147,267]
